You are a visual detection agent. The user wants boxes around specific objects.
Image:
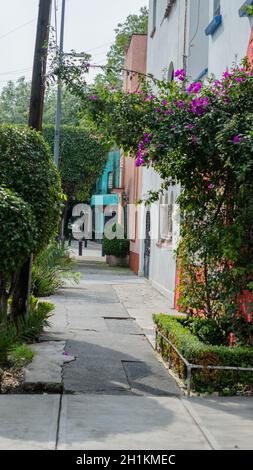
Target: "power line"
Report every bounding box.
[0,18,36,41]
[0,67,32,76]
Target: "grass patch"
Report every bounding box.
[9,344,34,367]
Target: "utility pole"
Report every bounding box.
[54,0,66,168]
[11,0,52,321]
[29,0,52,130]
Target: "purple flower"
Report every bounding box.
[165,108,173,115]
[223,71,232,79]
[186,124,194,130]
[191,135,198,144]
[187,82,202,94]
[85,63,91,68]
[233,135,244,144]
[208,183,215,190]
[235,77,245,83]
[176,100,185,109]
[174,69,186,82]
[162,100,168,106]
[89,95,97,101]
[155,107,161,113]
[63,351,70,356]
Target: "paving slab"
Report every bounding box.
[185,397,253,450]
[0,395,60,450]
[24,341,75,390]
[58,395,211,450]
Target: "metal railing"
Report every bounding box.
[156,329,253,396]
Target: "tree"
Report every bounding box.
[43,125,107,229]
[96,6,148,88]
[0,125,63,320]
[0,187,37,323]
[0,78,30,125]
[0,79,81,126]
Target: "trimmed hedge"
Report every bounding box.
[153,314,253,395]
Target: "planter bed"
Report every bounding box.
[153,314,253,396]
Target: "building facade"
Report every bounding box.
[119,34,147,273]
[139,0,209,305]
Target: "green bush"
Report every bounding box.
[103,237,130,258]
[153,314,253,395]
[0,299,54,365]
[103,225,129,258]
[32,242,80,297]
[0,125,62,252]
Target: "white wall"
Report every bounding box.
[139,0,207,305]
[187,0,209,80]
[208,0,253,77]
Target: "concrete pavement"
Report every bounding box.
[1,241,253,450]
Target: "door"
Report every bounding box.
[143,210,151,279]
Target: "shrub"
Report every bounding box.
[154,314,253,394]
[0,299,54,365]
[0,125,62,252]
[103,237,130,258]
[0,187,37,322]
[32,243,80,297]
[102,224,130,258]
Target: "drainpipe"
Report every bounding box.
[183,0,188,72]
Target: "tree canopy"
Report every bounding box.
[43,125,107,202]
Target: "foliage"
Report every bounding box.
[242,4,253,16]
[0,299,54,365]
[104,6,148,87]
[32,243,80,297]
[0,187,37,276]
[16,299,54,343]
[154,314,253,395]
[9,344,34,367]
[0,78,81,126]
[103,238,130,258]
[102,223,130,258]
[0,125,63,251]
[43,125,107,201]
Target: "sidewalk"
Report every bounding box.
[0,241,253,450]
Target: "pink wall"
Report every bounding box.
[120,34,147,273]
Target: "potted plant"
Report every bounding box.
[102,225,130,267]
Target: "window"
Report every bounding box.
[107,172,113,192]
[151,0,157,37]
[159,191,174,244]
[167,62,174,82]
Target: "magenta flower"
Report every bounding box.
[187,82,202,94]
[186,124,194,130]
[223,71,232,79]
[63,351,70,356]
[162,100,168,106]
[176,100,185,109]
[208,183,215,190]
[89,95,97,101]
[191,135,198,144]
[233,135,244,144]
[175,69,186,82]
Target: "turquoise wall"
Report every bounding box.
[94,149,120,196]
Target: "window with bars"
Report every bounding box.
[107,172,113,192]
[159,191,174,244]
